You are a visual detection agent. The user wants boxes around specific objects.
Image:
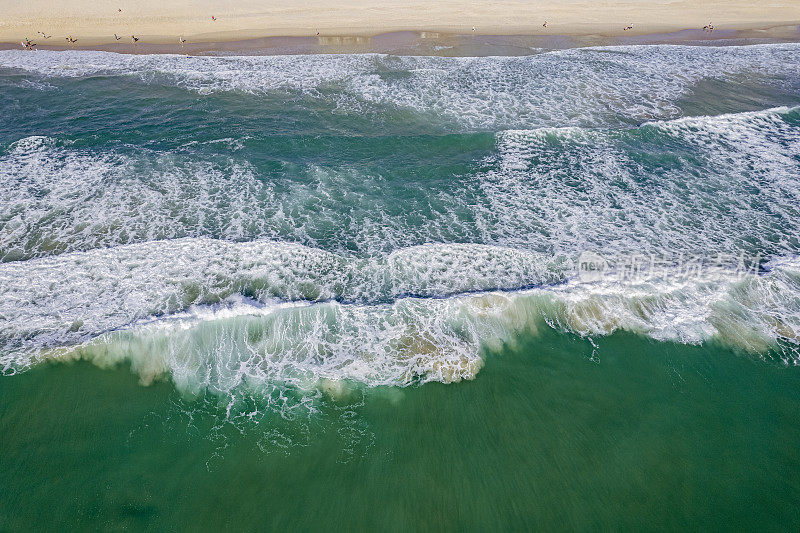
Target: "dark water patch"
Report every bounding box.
[677,76,800,118]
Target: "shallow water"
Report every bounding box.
[1,44,799,529]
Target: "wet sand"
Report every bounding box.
[2,25,800,56]
[1,0,799,51]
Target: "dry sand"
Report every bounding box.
[1,0,799,47]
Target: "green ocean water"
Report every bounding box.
[2,331,799,530]
[1,44,800,529]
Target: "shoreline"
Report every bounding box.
[1,0,799,54]
[2,25,799,56]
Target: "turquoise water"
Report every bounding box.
[1,44,800,529]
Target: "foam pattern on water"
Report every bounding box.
[0,238,562,358]
[0,137,491,260]
[473,106,800,257]
[2,106,799,262]
[2,251,798,399]
[1,46,800,412]
[2,44,799,129]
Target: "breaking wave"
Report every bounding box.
[1,45,799,415]
[1,239,799,400]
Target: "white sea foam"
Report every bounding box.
[0,238,562,361]
[0,139,488,260]
[473,106,800,258]
[2,242,798,399]
[1,44,798,128]
[1,46,799,410]
[2,106,798,262]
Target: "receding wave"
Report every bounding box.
[1,44,799,129]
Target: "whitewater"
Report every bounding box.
[1,43,799,407]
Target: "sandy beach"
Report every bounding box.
[1,0,799,48]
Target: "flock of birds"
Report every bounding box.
[23,32,189,50]
[20,8,215,50]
